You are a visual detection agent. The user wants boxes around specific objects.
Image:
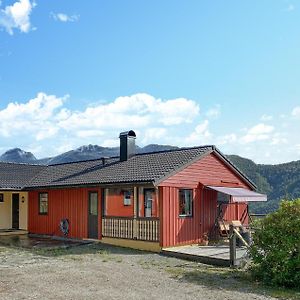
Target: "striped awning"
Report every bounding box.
[206,186,267,202]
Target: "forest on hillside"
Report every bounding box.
[227,155,300,213]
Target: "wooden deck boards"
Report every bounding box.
[162,245,248,267]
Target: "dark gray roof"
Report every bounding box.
[0,162,46,190]
[26,146,214,188]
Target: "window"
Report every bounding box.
[89,192,98,215]
[179,189,193,217]
[0,193,3,203]
[39,192,48,215]
[123,190,132,206]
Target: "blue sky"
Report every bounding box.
[0,0,300,163]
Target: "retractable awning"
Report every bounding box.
[206,186,267,202]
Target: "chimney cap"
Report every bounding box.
[119,130,136,138]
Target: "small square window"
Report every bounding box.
[123,190,132,206]
[39,192,48,215]
[179,189,193,217]
[0,193,3,203]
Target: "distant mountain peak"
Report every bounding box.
[0,148,37,163]
[76,144,105,153]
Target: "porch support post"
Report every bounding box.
[133,186,138,239]
[229,224,236,268]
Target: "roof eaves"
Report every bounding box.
[25,179,155,190]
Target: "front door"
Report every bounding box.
[12,194,19,229]
[88,192,98,239]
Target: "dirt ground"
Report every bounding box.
[0,238,297,300]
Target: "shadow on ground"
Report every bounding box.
[0,234,147,257]
[165,263,300,299]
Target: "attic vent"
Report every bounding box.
[119,130,136,162]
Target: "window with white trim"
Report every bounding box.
[179,189,193,216]
[39,192,48,215]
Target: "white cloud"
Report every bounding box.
[241,123,274,143]
[0,0,36,35]
[51,12,79,23]
[292,106,300,117]
[217,133,237,145]
[102,139,119,148]
[206,105,220,119]
[0,92,299,164]
[286,4,295,12]
[0,92,67,140]
[185,120,211,145]
[76,130,105,138]
[58,93,200,130]
[0,92,200,156]
[260,114,273,121]
[142,128,167,145]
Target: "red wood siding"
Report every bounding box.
[160,186,202,247]
[159,153,251,189]
[28,187,101,239]
[105,188,134,217]
[159,153,252,247]
[201,188,217,237]
[221,203,249,225]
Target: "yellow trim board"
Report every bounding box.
[0,230,28,236]
[101,237,161,252]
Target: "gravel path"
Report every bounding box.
[0,243,280,300]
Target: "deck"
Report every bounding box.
[162,244,248,267]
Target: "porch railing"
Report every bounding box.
[102,217,160,242]
[136,218,160,242]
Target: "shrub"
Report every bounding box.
[250,199,300,288]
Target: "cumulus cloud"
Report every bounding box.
[217,134,237,145]
[241,123,274,143]
[185,120,211,145]
[1,92,299,164]
[0,0,36,35]
[206,105,221,119]
[286,4,295,12]
[0,92,67,140]
[292,106,300,117]
[58,93,199,131]
[142,128,167,145]
[260,114,273,121]
[0,92,200,155]
[51,12,79,22]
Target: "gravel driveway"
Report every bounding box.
[0,241,287,300]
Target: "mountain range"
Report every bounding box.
[1,145,299,214]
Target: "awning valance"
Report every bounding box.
[206,186,267,202]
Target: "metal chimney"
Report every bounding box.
[119,130,136,162]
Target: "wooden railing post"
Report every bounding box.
[229,224,236,267]
[133,187,138,239]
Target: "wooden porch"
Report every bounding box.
[102,216,160,242]
[162,245,248,267]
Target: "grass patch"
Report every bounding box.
[164,263,300,299]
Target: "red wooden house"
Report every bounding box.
[0,130,266,251]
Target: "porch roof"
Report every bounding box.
[206,186,267,202]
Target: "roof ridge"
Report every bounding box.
[0,161,46,167]
[48,156,119,166]
[135,145,215,157]
[47,145,215,166]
